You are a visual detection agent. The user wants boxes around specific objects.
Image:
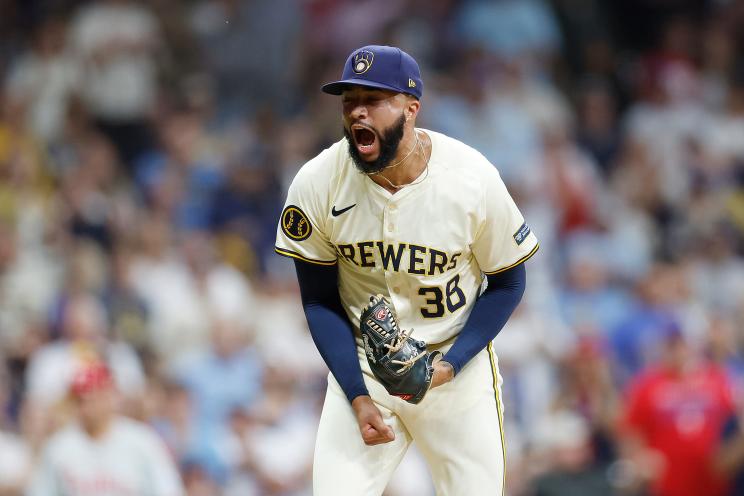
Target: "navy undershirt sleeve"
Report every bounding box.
[442,263,527,375]
[294,260,369,402]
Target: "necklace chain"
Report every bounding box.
[372,131,428,190]
[380,130,421,171]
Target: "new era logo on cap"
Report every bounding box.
[321,45,423,99]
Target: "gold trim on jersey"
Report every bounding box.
[274,247,337,266]
[487,342,506,496]
[483,242,539,276]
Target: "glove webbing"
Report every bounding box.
[386,328,426,373]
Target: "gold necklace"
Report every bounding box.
[377,160,429,190]
[373,133,428,190]
[380,130,421,171]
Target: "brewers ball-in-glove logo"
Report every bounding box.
[352,50,374,74]
[360,294,441,404]
[281,205,312,241]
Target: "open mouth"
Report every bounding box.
[352,125,378,156]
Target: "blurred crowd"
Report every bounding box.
[1,0,744,495]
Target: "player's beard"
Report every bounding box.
[344,113,406,174]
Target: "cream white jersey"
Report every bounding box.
[275,129,538,346]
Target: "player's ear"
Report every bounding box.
[405,97,420,121]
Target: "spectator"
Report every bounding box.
[559,231,634,337]
[575,77,623,176]
[554,337,620,466]
[101,245,150,355]
[454,0,562,72]
[4,16,80,145]
[527,127,604,235]
[169,317,263,483]
[189,0,304,117]
[135,106,225,230]
[149,380,197,464]
[705,314,744,405]
[530,410,617,496]
[69,0,163,167]
[26,362,184,496]
[619,328,735,496]
[59,134,130,252]
[0,361,31,495]
[25,293,145,408]
[609,264,685,383]
[422,54,542,185]
[225,370,316,495]
[129,227,256,361]
[714,408,744,496]
[496,304,575,441]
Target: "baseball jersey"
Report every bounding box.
[26,417,184,496]
[275,129,538,346]
[623,365,734,496]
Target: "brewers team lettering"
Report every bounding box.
[336,241,461,275]
[336,241,466,318]
[281,205,312,241]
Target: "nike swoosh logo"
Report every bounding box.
[331,204,356,217]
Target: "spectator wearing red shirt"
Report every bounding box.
[620,326,735,496]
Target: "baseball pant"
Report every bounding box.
[313,343,506,496]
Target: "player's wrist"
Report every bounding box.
[439,354,459,377]
[344,383,370,404]
[351,394,373,410]
[437,360,455,381]
[429,358,455,389]
[440,359,454,374]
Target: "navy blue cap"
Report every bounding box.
[322,45,423,99]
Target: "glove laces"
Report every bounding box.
[385,327,427,373]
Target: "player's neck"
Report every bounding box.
[82,416,114,439]
[371,129,431,194]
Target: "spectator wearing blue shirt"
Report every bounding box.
[172,318,263,483]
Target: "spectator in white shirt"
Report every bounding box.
[69,0,164,166]
[26,362,184,496]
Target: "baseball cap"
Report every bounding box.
[70,362,113,397]
[321,45,423,99]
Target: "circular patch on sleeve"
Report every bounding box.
[281,205,312,241]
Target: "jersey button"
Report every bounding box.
[387,224,394,231]
[393,287,400,294]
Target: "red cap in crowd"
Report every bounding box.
[70,362,113,397]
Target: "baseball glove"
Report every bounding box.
[359,294,441,404]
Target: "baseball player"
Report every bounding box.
[275,45,539,495]
[26,363,184,496]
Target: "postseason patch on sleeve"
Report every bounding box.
[513,222,531,245]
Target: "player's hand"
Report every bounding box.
[351,395,395,446]
[429,357,454,389]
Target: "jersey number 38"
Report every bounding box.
[418,274,466,318]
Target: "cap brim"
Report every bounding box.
[321,78,403,95]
